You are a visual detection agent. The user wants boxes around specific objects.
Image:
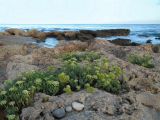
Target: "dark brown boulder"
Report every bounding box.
[155,37,160,40]
[80,29,130,37]
[27,29,39,37]
[46,32,65,40]
[27,29,47,40]
[63,29,130,41]
[95,29,130,37]
[77,33,95,41]
[146,39,152,44]
[64,31,78,40]
[79,30,97,37]
[5,28,28,36]
[109,38,139,46]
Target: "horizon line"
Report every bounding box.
[1,23,160,25]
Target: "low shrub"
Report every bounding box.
[128,53,154,68]
[62,51,101,62]
[0,71,60,119]
[0,52,125,119]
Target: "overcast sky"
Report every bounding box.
[0,0,160,24]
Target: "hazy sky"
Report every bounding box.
[0,0,160,24]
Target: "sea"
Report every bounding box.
[0,24,160,47]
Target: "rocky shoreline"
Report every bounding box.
[0,29,160,120]
[0,28,130,41]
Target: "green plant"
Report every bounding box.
[85,83,95,93]
[61,55,123,93]
[128,53,154,68]
[62,52,101,62]
[45,81,59,95]
[6,114,18,120]
[58,72,70,85]
[64,85,73,94]
[0,51,126,118]
[0,71,60,118]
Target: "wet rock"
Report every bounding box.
[64,31,78,40]
[52,108,66,119]
[46,32,65,40]
[46,29,130,41]
[2,29,131,42]
[131,42,140,46]
[95,29,130,37]
[146,39,152,44]
[79,30,97,36]
[72,102,84,111]
[109,38,136,46]
[80,29,130,37]
[155,37,160,40]
[77,33,95,41]
[138,34,150,37]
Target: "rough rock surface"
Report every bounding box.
[6,62,38,80]
[0,36,160,120]
[3,28,130,41]
[109,38,140,46]
[21,89,160,120]
[27,29,47,40]
[0,44,32,82]
[5,28,28,36]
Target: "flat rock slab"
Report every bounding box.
[6,62,38,80]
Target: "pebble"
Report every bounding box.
[72,102,84,111]
[65,106,72,112]
[52,108,66,119]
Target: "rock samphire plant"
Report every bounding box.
[0,52,126,119]
[128,53,154,68]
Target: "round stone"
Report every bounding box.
[65,106,72,112]
[52,108,66,119]
[72,102,84,111]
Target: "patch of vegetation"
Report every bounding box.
[0,52,126,119]
[62,52,101,62]
[128,53,154,68]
